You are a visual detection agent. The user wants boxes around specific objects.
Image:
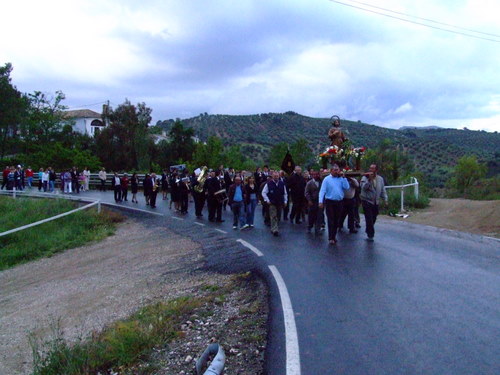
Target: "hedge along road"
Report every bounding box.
[59,190,500,374]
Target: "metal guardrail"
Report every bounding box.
[0,190,101,238]
[385,177,419,213]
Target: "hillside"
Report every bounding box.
[157,112,500,187]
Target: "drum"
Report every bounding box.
[214,189,228,203]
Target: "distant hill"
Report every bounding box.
[399,125,443,130]
[157,112,500,187]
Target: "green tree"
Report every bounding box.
[22,90,69,148]
[362,139,414,184]
[224,144,246,170]
[168,120,195,164]
[192,136,224,169]
[95,100,154,171]
[0,63,29,158]
[268,142,289,169]
[289,138,313,167]
[448,155,487,194]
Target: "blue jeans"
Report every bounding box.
[231,201,246,227]
[49,181,55,192]
[246,198,257,225]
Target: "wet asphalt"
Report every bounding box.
[64,190,499,374]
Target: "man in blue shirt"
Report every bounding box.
[319,164,350,244]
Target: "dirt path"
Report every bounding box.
[388,198,500,238]
[0,219,224,375]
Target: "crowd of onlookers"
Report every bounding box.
[1,165,91,193]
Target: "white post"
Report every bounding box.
[13,187,16,199]
[413,177,419,200]
[97,201,101,214]
[400,187,404,213]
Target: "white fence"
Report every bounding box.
[385,177,419,213]
[0,190,101,238]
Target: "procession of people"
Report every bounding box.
[106,162,387,244]
[1,161,388,243]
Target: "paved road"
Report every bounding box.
[56,191,500,374]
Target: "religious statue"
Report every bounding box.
[319,114,365,173]
[328,115,347,147]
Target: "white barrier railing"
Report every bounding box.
[0,190,101,238]
[385,177,419,213]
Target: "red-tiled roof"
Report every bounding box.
[63,109,102,118]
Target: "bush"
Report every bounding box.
[444,175,499,200]
[30,296,205,375]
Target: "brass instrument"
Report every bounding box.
[194,166,208,193]
[152,177,159,192]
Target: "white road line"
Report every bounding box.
[236,239,264,257]
[194,222,205,226]
[269,265,301,375]
[214,229,227,234]
[102,202,165,216]
[171,216,184,220]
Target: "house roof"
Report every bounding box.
[63,109,102,119]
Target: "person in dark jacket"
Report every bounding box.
[143,173,151,205]
[191,170,206,218]
[206,170,224,222]
[261,171,288,236]
[179,176,190,214]
[287,166,306,224]
[149,173,159,208]
[161,170,169,200]
[131,173,139,203]
[305,170,323,234]
[71,167,80,194]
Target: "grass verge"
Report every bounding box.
[29,273,266,375]
[0,196,124,270]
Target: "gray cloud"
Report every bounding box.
[2,0,499,131]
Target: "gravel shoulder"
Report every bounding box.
[0,216,267,375]
[385,198,500,238]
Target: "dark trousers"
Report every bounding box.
[208,196,222,221]
[340,197,356,230]
[262,202,270,225]
[362,201,379,238]
[180,193,188,213]
[325,199,343,241]
[72,180,80,194]
[1,178,6,189]
[283,200,289,220]
[193,192,205,216]
[231,201,245,227]
[121,187,128,201]
[290,196,304,223]
[150,191,158,208]
[100,179,106,191]
[114,186,122,202]
[308,202,323,232]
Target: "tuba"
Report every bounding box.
[194,166,208,193]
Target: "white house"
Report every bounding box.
[64,109,105,136]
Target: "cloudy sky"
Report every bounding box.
[1,0,499,131]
